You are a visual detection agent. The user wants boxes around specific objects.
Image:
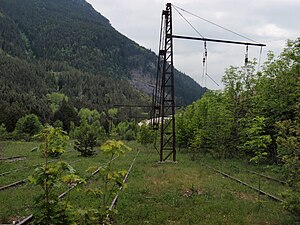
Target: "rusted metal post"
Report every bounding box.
[157,3,176,162]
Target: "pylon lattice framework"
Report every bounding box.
[153,3,176,162]
[152,3,265,162]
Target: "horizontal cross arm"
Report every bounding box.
[172,34,266,47]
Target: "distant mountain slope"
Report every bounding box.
[0,0,205,130]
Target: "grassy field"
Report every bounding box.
[115,146,296,225]
[0,141,298,224]
[0,140,132,223]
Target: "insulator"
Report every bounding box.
[245,45,249,66]
[204,41,208,58]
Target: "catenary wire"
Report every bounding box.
[172,4,259,44]
[173,6,205,39]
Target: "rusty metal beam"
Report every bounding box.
[172,34,266,47]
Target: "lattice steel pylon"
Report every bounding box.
[151,3,266,162]
[153,3,176,162]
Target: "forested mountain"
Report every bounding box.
[0,0,205,131]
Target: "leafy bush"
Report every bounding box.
[0,123,8,140]
[14,114,43,140]
[29,127,84,224]
[137,124,155,144]
[35,126,69,158]
[83,140,131,224]
[53,120,63,128]
[74,108,105,157]
[47,92,68,113]
[74,120,104,157]
[113,121,137,141]
[276,120,300,216]
[240,116,271,163]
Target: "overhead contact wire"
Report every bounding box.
[173,6,205,38]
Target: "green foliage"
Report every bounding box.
[74,120,104,157]
[200,92,232,158]
[0,123,8,140]
[83,140,131,224]
[47,92,68,113]
[240,116,271,163]
[276,120,300,216]
[14,114,43,140]
[29,162,81,225]
[107,108,118,119]
[35,126,69,158]
[53,120,63,128]
[54,99,78,132]
[176,107,197,147]
[100,139,132,156]
[69,121,76,139]
[107,108,118,135]
[176,38,300,217]
[276,120,300,187]
[84,168,127,224]
[137,124,155,144]
[113,121,137,141]
[222,61,258,154]
[78,108,100,123]
[74,108,105,157]
[177,91,233,159]
[29,127,84,225]
[0,52,52,132]
[252,38,300,161]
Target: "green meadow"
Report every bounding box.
[0,141,297,224]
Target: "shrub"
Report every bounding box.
[74,109,105,157]
[82,140,131,224]
[29,127,84,224]
[276,120,300,216]
[14,114,43,140]
[0,123,8,140]
[137,124,155,144]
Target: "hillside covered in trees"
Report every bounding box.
[0,0,205,131]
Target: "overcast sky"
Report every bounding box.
[86,0,299,90]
